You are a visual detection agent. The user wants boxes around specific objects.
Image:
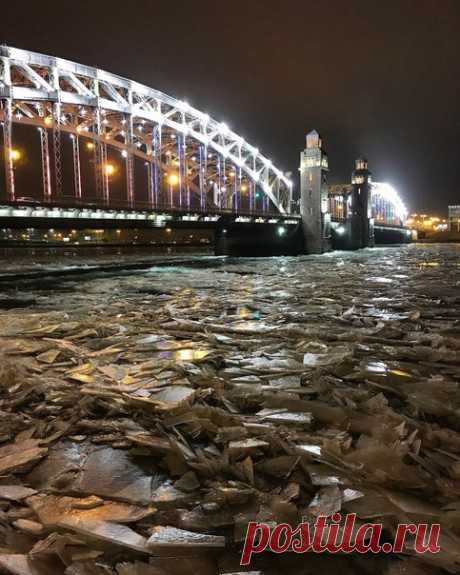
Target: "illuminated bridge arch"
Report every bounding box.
[328,182,408,227]
[371,182,408,227]
[0,46,293,216]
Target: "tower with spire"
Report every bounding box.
[347,156,375,248]
[299,130,331,253]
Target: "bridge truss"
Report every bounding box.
[0,46,293,217]
[328,182,408,227]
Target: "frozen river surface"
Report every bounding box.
[0,244,459,574]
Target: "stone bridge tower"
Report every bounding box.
[299,130,331,253]
[347,156,375,249]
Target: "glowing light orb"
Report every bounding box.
[103,163,115,177]
[168,173,179,186]
[9,149,21,162]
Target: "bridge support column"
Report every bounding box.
[177,131,185,209]
[299,130,331,253]
[93,109,107,203]
[52,101,62,198]
[71,134,82,200]
[39,126,52,201]
[346,157,375,249]
[101,142,109,205]
[146,160,154,208]
[154,124,162,208]
[125,113,135,209]
[2,97,15,201]
[199,144,205,210]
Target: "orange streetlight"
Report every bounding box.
[86,141,95,151]
[104,163,116,177]
[9,149,21,162]
[168,173,179,186]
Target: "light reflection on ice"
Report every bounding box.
[365,276,394,284]
[365,361,387,373]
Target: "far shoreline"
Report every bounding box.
[416,232,460,243]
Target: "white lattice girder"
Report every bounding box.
[0,46,292,213]
[371,182,408,223]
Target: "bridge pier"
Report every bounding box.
[374,225,412,245]
[214,219,303,256]
[1,97,15,202]
[299,130,332,254]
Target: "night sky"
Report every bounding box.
[2,0,459,213]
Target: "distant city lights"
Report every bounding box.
[406,213,448,232]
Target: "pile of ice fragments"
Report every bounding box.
[0,247,459,574]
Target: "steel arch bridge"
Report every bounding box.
[0,46,293,221]
[328,182,408,227]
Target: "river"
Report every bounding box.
[0,243,459,574]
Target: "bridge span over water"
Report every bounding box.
[0,46,411,255]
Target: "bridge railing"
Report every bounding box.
[0,197,299,221]
[328,193,348,221]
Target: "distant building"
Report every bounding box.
[448,205,460,232]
